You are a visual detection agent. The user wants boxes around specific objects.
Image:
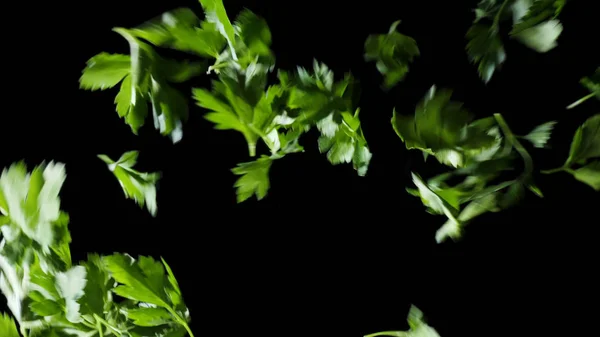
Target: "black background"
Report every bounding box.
[3,0,599,336]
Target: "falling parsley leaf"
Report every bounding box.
[392,86,496,167]
[231,156,273,203]
[199,0,237,59]
[98,151,160,216]
[543,114,600,190]
[466,23,506,83]
[317,109,372,176]
[365,305,441,337]
[510,0,564,53]
[467,0,567,82]
[396,88,544,242]
[522,121,556,148]
[364,20,419,89]
[0,313,19,337]
[510,0,566,34]
[79,53,131,91]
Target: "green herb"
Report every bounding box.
[365,305,440,337]
[542,114,600,191]
[394,86,547,242]
[98,151,161,216]
[0,163,193,337]
[467,0,565,83]
[364,20,419,89]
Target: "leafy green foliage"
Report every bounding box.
[394,87,548,242]
[467,0,565,83]
[364,20,419,89]
[466,23,506,83]
[80,9,208,142]
[364,305,440,337]
[98,151,160,216]
[0,163,193,337]
[522,121,556,148]
[543,114,600,190]
[82,3,370,203]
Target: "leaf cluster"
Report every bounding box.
[467,0,566,83]
[0,163,193,337]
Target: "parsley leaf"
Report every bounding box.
[365,305,441,337]
[199,0,237,59]
[103,254,191,332]
[232,129,304,202]
[522,121,556,148]
[129,8,226,58]
[318,109,372,176]
[0,313,19,337]
[510,0,563,53]
[543,114,600,190]
[0,162,68,252]
[510,0,566,34]
[466,23,506,83]
[467,0,566,82]
[231,157,273,203]
[98,151,160,217]
[396,87,545,242]
[79,53,130,91]
[392,85,496,168]
[364,20,419,89]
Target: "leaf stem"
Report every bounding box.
[566,93,595,109]
[165,306,195,337]
[493,0,511,30]
[96,318,104,337]
[365,332,407,337]
[493,113,533,177]
[93,314,122,336]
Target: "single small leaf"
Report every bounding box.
[126,307,173,327]
[364,20,419,89]
[234,9,273,57]
[510,0,566,34]
[79,53,130,91]
[512,19,563,53]
[199,0,237,59]
[98,151,160,216]
[523,121,556,148]
[0,313,19,337]
[564,114,600,167]
[466,24,506,83]
[571,161,600,191]
[103,254,169,307]
[231,156,272,203]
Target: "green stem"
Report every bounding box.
[93,314,122,336]
[365,332,407,337]
[566,93,595,109]
[20,326,29,337]
[493,0,511,30]
[493,113,534,177]
[165,307,195,337]
[96,318,104,337]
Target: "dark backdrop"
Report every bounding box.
[3,0,598,336]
